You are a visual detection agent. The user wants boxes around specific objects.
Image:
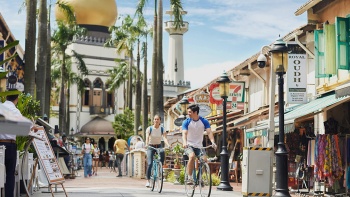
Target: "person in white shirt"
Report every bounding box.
[82,137,94,178]
[0,92,38,197]
[144,115,170,187]
[134,137,145,149]
[182,104,217,185]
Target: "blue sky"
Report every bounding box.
[1,0,307,90]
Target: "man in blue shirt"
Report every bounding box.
[182,104,217,184]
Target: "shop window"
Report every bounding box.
[336,17,350,70]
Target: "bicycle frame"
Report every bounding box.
[148,146,165,193]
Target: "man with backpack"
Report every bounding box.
[144,115,171,187]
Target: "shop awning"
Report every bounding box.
[245,93,350,135]
[282,93,350,123]
[215,106,274,133]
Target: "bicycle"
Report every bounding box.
[148,146,166,193]
[184,145,213,197]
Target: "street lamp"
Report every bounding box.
[179,96,190,115]
[269,38,290,197]
[216,71,233,191]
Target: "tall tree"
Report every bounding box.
[106,61,128,109]
[107,15,138,111]
[45,1,53,119]
[142,41,148,137]
[36,0,48,117]
[133,15,147,135]
[24,0,37,95]
[156,0,164,122]
[51,56,86,133]
[135,0,184,121]
[52,1,86,134]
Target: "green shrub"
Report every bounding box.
[167,170,175,182]
[211,173,220,186]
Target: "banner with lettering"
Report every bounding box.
[287,54,307,104]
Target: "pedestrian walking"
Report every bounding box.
[92,142,100,175]
[82,137,94,178]
[113,137,129,177]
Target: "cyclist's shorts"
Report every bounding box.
[184,146,206,157]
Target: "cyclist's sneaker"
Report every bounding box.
[186,177,194,185]
[145,181,150,187]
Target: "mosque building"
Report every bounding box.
[52,0,191,151]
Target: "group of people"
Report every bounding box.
[1,90,216,197]
[81,137,129,178]
[78,103,217,188]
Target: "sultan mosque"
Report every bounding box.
[52,0,190,151]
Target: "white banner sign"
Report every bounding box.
[287,54,307,104]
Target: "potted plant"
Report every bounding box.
[172,144,183,169]
[163,148,171,168]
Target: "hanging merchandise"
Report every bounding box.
[314,134,343,187]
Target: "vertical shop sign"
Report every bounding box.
[287,53,307,104]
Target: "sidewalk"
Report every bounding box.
[30,167,244,197]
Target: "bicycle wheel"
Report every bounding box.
[184,168,195,197]
[154,161,163,193]
[150,161,156,191]
[199,163,212,197]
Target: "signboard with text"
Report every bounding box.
[209,82,245,110]
[287,54,307,104]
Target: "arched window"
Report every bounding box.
[82,79,91,106]
[92,78,104,107]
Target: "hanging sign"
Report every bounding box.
[194,91,212,117]
[209,83,222,105]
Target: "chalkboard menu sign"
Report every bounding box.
[32,129,65,184]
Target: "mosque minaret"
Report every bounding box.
[165,9,189,85]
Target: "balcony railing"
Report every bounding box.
[89,106,114,115]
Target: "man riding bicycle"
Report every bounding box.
[145,115,171,187]
[182,104,217,184]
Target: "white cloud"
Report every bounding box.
[184,60,240,90]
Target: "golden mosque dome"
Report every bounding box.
[55,0,118,27]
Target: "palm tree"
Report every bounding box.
[106,61,128,109]
[24,0,37,95]
[135,0,184,120]
[107,15,138,111]
[36,0,48,117]
[142,41,148,137]
[51,56,86,133]
[45,1,53,119]
[156,0,164,121]
[51,2,86,134]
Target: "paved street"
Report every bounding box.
[29,167,244,197]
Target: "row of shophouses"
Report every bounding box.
[163,0,350,188]
[2,0,350,184]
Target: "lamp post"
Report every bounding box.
[269,38,290,197]
[216,71,233,191]
[179,96,190,116]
